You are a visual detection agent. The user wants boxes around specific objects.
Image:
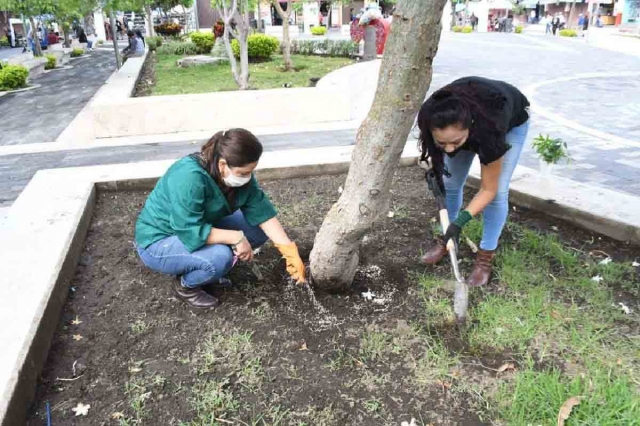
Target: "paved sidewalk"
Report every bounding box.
[0,50,115,146]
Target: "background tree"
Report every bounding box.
[270,0,294,71]
[309,0,448,290]
[212,0,252,89]
[54,0,98,47]
[0,0,55,56]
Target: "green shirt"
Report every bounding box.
[135,156,277,253]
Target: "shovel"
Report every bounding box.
[420,161,469,324]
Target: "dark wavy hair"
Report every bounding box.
[418,83,508,190]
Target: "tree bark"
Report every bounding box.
[109,11,122,69]
[273,0,292,71]
[568,0,577,29]
[29,16,42,56]
[218,0,250,90]
[146,4,155,36]
[309,0,447,291]
[237,1,250,89]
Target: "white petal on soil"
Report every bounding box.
[72,403,90,416]
[387,211,395,218]
[338,186,343,194]
[551,226,559,231]
[591,275,603,283]
[401,419,418,426]
[599,258,612,265]
[619,302,632,315]
[361,290,375,301]
[632,261,640,267]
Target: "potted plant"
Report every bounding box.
[532,134,569,177]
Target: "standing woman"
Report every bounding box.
[135,129,306,308]
[417,76,530,287]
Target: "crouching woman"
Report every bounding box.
[134,128,305,308]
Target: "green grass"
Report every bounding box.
[416,220,640,424]
[152,54,354,96]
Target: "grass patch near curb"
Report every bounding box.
[416,221,640,424]
[151,54,354,95]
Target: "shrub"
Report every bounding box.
[154,22,182,36]
[461,26,473,33]
[71,48,84,57]
[45,54,57,70]
[532,134,569,164]
[560,29,578,37]
[213,20,225,38]
[311,26,327,36]
[157,41,198,56]
[0,37,10,48]
[289,39,358,57]
[190,32,215,54]
[96,39,104,45]
[515,25,524,34]
[452,25,462,32]
[147,36,163,52]
[0,64,29,90]
[231,34,279,60]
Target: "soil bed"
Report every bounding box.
[29,167,640,425]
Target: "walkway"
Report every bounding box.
[0,50,115,146]
[2,31,640,208]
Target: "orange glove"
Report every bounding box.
[274,242,306,284]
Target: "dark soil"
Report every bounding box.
[133,53,156,97]
[28,167,640,426]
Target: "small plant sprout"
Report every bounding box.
[532,134,569,164]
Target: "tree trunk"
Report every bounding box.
[257,0,263,32]
[146,4,155,36]
[309,0,447,291]
[29,16,42,56]
[84,12,96,36]
[450,0,456,29]
[273,1,292,71]
[568,0,577,29]
[109,11,122,69]
[63,24,71,48]
[238,1,251,89]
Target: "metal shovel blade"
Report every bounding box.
[449,247,469,324]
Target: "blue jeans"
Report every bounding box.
[443,120,530,251]
[136,211,268,288]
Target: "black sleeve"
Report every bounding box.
[476,139,510,165]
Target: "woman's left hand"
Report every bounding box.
[274,242,306,284]
[443,223,462,248]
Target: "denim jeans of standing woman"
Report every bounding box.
[136,210,268,288]
[442,120,530,251]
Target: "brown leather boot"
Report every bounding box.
[467,249,496,287]
[173,279,221,308]
[420,239,448,265]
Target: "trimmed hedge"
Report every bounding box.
[0,64,29,90]
[190,32,215,54]
[311,26,327,36]
[288,39,358,57]
[45,54,57,70]
[157,41,199,56]
[147,36,163,52]
[560,29,578,37]
[231,34,279,60]
[71,48,84,57]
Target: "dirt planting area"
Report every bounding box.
[28,167,640,426]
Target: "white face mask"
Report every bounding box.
[222,166,251,187]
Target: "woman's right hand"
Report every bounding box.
[233,236,253,262]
